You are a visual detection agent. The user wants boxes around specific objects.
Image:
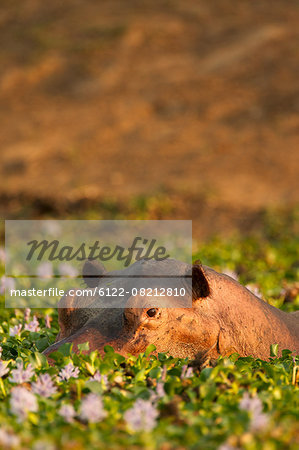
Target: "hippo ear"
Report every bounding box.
[83,260,106,288]
[192,264,210,300]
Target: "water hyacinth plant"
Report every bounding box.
[239,393,269,432]
[80,393,107,424]
[59,404,76,423]
[0,360,9,378]
[58,363,80,381]
[10,387,38,421]
[124,398,159,432]
[24,316,40,333]
[31,373,57,398]
[0,427,20,448]
[9,361,35,384]
[0,228,298,449]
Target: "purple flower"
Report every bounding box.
[24,308,31,322]
[0,276,15,294]
[239,392,261,411]
[80,393,107,423]
[9,324,22,337]
[181,365,194,379]
[150,381,165,402]
[59,404,76,423]
[239,392,269,432]
[36,262,53,279]
[251,413,269,432]
[58,363,79,381]
[9,361,35,384]
[0,428,20,448]
[185,367,194,377]
[89,371,108,387]
[0,360,9,378]
[31,373,57,398]
[24,316,40,333]
[10,387,38,421]
[58,263,78,278]
[156,381,165,398]
[124,399,158,432]
[161,365,167,382]
[45,314,51,328]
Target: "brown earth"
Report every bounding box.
[0,0,298,238]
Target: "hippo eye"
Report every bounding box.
[146,308,158,318]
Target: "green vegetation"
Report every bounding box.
[0,220,298,449]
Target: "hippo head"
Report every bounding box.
[118,264,215,359]
[44,259,299,361]
[44,260,220,362]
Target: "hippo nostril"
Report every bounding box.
[146,308,158,318]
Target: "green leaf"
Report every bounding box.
[113,353,126,365]
[35,337,49,352]
[200,367,213,381]
[57,342,73,357]
[0,378,6,397]
[90,351,98,364]
[281,349,292,358]
[28,412,39,425]
[78,342,90,352]
[135,368,146,382]
[29,352,47,369]
[270,344,279,357]
[145,344,156,357]
[75,379,85,400]
[85,380,103,394]
[200,382,216,401]
[46,350,64,363]
[149,367,160,379]
[104,345,115,354]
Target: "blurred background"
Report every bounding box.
[0,0,298,239]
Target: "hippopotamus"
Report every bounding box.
[44,259,299,362]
